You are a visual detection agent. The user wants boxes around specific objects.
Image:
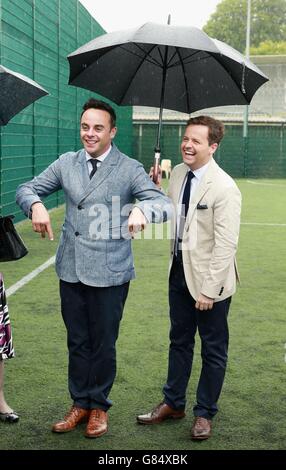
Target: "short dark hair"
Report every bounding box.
[81,98,116,129]
[186,115,225,145]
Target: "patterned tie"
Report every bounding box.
[177,170,195,257]
[89,159,99,179]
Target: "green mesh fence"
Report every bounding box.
[0,0,132,221]
[133,122,286,178]
[1,0,285,223]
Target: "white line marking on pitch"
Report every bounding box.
[4,218,286,298]
[6,256,55,298]
[246,180,286,187]
[241,222,286,226]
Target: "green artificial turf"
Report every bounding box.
[1,179,286,450]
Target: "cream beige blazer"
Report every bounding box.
[168,158,241,302]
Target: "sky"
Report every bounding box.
[79,0,220,32]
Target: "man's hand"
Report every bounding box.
[128,207,147,238]
[149,165,162,189]
[31,202,54,240]
[195,293,214,311]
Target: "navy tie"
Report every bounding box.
[181,171,195,219]
[89,159,99,179]
[177,170,195,257]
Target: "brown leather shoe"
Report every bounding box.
[85,409,108,438]
[191,416,212,440]
[137,402,185,425]
[52,406,90,433]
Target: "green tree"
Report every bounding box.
[203,0,286,53]
[250,40,286,55]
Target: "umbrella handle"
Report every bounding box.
[152,151,160,184]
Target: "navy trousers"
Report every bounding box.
[163,258,231,419]
[60,280,129,411]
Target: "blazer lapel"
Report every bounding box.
[78,144,120,202]
[187,180,210,224]
[185,158,218,228]
[73,149,90,191]
[171,164,189,207]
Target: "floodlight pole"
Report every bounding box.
[243,0,251,139]
[243,0,251,176]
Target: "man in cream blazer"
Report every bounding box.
[137,116,241,441]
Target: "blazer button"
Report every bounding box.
[75,231,80,237]
[78,205,83,210]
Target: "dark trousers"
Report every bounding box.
[60,280,129,411]
[163,258,231,419]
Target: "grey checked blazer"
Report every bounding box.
[16,144,171,287]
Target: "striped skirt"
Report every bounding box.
[0,273,14,360]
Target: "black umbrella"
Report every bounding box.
[67,20,268,180]
[0,65,49,126]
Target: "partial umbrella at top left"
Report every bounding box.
[0,65,49,126]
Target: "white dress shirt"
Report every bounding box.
[85,145,112,176]
[176,161,211,235]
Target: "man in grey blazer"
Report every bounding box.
[137,116,241,440]
[16,98,171,438]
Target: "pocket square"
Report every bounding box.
[197,203,208,210]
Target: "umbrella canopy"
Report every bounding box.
[68,22,268,112]
[67,22,269,179]
[0,65,49,126]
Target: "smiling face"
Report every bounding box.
[80,108,117,158]
[181,124,218,170]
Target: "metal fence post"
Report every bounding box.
[243,132,249,178]
[57,0,60,207]
[32,0,36,178]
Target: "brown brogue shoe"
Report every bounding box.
[52,406,90,433]
[137,402,185,425]
[85,409,108,438]
[191,416,212,440]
